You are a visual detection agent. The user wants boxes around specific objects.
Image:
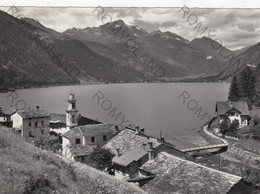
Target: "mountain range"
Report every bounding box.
[0,10,259,90]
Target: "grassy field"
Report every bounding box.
[0,127,145,194]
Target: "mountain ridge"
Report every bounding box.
[0,10,259,91]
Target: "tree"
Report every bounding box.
[252,115,260,126]
[85,148,113,171]
[229,119,239,133]
[240,66,256,100]
[228,76,241,101]
[219,117,230,135]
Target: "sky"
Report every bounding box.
[1,7,260,50]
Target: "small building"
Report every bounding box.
[11,106,50,139]
[112,141,158,180]
[104,126,186,180]
[62,123,117,161]
[215,101,250,127]
[62,93,118,162]
[0,106,15,127]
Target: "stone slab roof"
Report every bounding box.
[103,128,162,156]
[63,123,116,139]
[216,101,249,115]
[112,148,148,167]
[0,106,16,116]
[140,152,242,194]
[17,107,49,119]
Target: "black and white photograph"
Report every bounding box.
[0,2,260,193]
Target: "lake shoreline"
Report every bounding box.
[0,80,230,94]
[0,83,229,140]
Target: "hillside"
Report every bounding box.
[0,11,79,89]
[0,127,145,193]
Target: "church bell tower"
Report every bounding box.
[66,93,78,130]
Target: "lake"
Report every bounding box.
[0,83,229,144]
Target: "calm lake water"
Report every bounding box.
[0,83,229,144]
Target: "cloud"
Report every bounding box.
[1,7,260,50]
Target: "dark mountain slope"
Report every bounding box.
[0,11,145,91]
[64,20,225,80]
[0,11,79,88]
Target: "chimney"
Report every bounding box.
[36,106,40,110]
[140,128,145,135]
[161,136,165,142]
[115,125,119,132]
[160,131,165,142]
[135,126,140,134]
[115,148,120,157]
[148,141,153,149]
[227,100,232,107]
[148,141,155,160]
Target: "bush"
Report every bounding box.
[220,119,239,136]
[253,115,260,126]
[85,148,113,171]
[220,118,230,135]
[230,119,239,132]
[252,127,260,139]
[34,135,61,153]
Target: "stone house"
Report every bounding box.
[103,126,186,180]
[62,123,117,162]
[112,147,150,179]
[61,93,118,162]
[215,101,250,127]
[11,106,50,140]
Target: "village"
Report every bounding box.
[1,92,259,193]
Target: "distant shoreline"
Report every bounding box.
[0,81,229,94]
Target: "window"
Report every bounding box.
[76,138,81,144]
[29,122,31,127]
[103,135,107,141]
[29,132,32,137]
[35,122,38,128]
[41,121,44,126]
[41,130,44,134]
[72,103,75,109]
[72,115,76,123]
[91,137,95,143]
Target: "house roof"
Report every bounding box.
[103,128,162,156]
[112,148,148,167]
[49,113,66,123]
[0,106,16,116]
[70,144,96,157]
[216,101,249,115]
[50,127,69,135]
[140,152,242,194]
[49,113,101,125]
[63,123,116,139]
[16,107,49,119]
[77,115,101,125]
